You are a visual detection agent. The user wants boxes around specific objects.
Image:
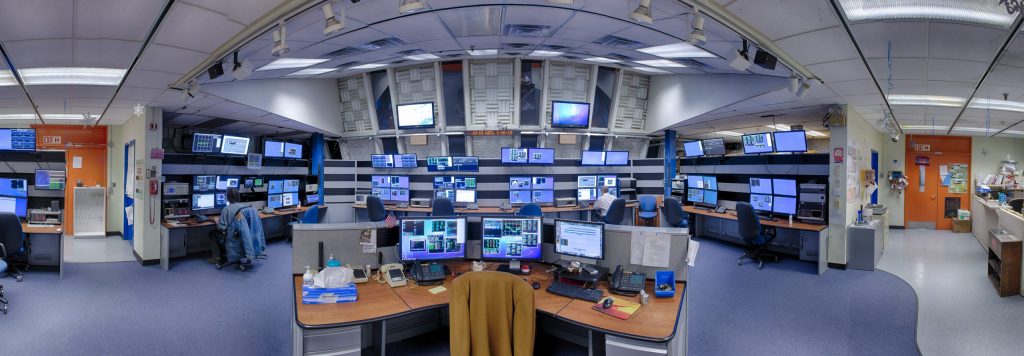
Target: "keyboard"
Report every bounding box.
[26,223,56,228]
[546,281,604,302]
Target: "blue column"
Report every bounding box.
[663,130,676,196]
[311,133,325,200]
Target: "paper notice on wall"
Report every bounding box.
[686,240,700,267]
[72,156,83,169]
[360,229,377,253]
[125,206,134,225]
[629,230,671,268]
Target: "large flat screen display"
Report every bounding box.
[551,101,591,128]
[396,102,436,129]
[749,178,773,194]
[554,219,604,260]
[192,133,222,153]
[683,141,704,157]
[284,142,303,159]
[605,151,628,166]
[481,217,543,260]
[580,151,605,166]
[742,133,774,154]
[0,128,36,151]
[702,138,726,155]
[34,170,65,190]
[773,130,807,153]
[399,217,467,261]
[220,135,250,155]
[772,179,797,196]
[264,140,284,157]
[527,148,554,164]
[501,148,529,164]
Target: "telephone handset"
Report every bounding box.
[378,263,407,288]
[714,205,727,214]
[609,265,646,297]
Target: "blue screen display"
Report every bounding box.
[580,151,604,166]
[0,196,27,218]
[532,190,554,204]
[267,194,283,209]
[267,180,284,194]
[509,190,531,204]
[0,129,36,151]
[551,101,590,128]
[399,218,467,261]
[510,177,531,190]
[605,151,628,166]
[772,196,796,215]
[452,156,478,172]
[531,176,554,190]
[772,179,797,196]
[284,142,303,159]
[773,131,807,153]
[502,148,529,164]
[481,217,543,260]
[742,133,774,154]
[0,178,28,197]
[264,140,284,157]
[284,179,300,193]
[528,148,555,164]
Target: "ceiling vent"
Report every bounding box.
[397,49,424,56]
[609,53,634,61]
[362,37,407,50]
[504,43,533,49]
[445,53,462,58]
[542,44,569,51]
[675,59,710,69]
[324,47,367,57]
[391,59,409,65]
[562,55,580,60]
[503,24,551,37]
[505,52,522,56]
[594,35,644,48]
[336,61,361,68]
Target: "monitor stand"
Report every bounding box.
[497,260,529,275]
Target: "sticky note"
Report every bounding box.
[429,286,447,295]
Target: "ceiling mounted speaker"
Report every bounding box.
[272,21,289,57]
[631,0,653,24]
[687,11,706,46]
[795,82,810,98]
[232,52,253,80]
[207,61,224,80]
[788,75,800,93]
[753,49,777,70]
[728,49,750,71]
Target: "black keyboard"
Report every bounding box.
[546,281,604,302]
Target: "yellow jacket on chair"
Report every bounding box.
[449,271,535,356]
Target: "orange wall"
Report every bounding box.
[31,125,109,234]
[32,125,107,150]
[904,135,971,229]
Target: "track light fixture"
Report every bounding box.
[788,75,800,93]
[795,81,810,99]
[272,21,289,57]
[631,0,653,24]
[232,51,253,80]
[687,9,706,46]
[322,1,345,35]
[728,39,751,71]
[399,0,425,14]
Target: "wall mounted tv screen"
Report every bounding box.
[551,101,591,128]
[773,130,807,153]
[741,133,774,154]
[702,138,726,155]
[0,128,36,151]
[396,102,435,129]
[683,141,704,158]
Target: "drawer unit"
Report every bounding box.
[302,325,362,355]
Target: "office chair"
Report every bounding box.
[450,271,535,356]
[0,259,6,314]
[604,198,626,225]
[638,196,658,226]
[0,212,26,282]
[432,197,455,216]
[662,197,688,228]
[518,203,543,217]
[1009,198,1024,214]
[366,196,387,222]
[736,202,778,270]
[299,205,322,224]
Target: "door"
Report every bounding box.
[871,150,879,204]
[905,155,938,229]
[124,141,135,241]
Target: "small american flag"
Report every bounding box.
[384,213,398,228]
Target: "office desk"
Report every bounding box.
[973,196,1003,251]
[293,262,686,355]
[352,203,640,223]
[22,223,64,279]
[159,205,318,271]
[685,206,829,274]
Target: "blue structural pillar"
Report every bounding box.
[311,133,325,201]
[663,130,676,196]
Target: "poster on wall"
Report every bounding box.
[948,164,968,194]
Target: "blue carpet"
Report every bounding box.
[687,238,920,356]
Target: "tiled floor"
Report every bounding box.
[878,229,1024,356]
[63,235,135,263]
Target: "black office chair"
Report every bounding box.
[367,196,387,222]
[0,213,26,282]
[603,198,626,225]
[1009,198,1024,214]
[736,202,778,270]
[432,197,455,216]
[662,197,688,228]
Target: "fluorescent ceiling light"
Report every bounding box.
[583,57,620,63]
[286,68,336,76]
[256,58,329,71]
[716,130,742,137]
[806,130,828,137]
[637,42,716,58]
[902,125,950,131]
[349,63,388,70]
[633,59,686,68]
[837,0,1014,28]
[0,114,99,120]
[0,71,15,86]
[467,49,498,56]
[528,50,563,57]
[404,53,441,61]
[887,94,966,107]
[633,67,671,74]
[968,98,1024,113]
[12,67,125,86]
[951,127,992,133]
[1002,130,1024,136]
[765,124,790,131]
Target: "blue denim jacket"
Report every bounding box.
[241,207,265,256]
[218,203,255,262]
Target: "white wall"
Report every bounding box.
[204,78,344,136]
[645,74,787,133]
[879,138,906,226]
[107,107,164,261]
[828,106,885,265]
[972,136,1024,187]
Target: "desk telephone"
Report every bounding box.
[377,263,406,288]
[609,265,646,297]
[411,262,448,286]
[262,207,275,214]
[714,206,727,214]
[195,214,209,223]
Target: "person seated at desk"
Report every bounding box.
[212,188,263,266]
[591,186,617,221]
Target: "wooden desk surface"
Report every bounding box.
[162,205,318,229]
[684,206,827,232]
[294,261,684,341]
[353,203,639,214]
[21,222,63,234]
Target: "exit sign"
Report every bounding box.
[43,136,62,144]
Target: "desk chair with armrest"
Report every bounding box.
[662,197,688,228]
[432,197,455,216]
[736,202,779,270]
[450,271,535,356]
[0,213,26,282]
[288,205,325,243]
[517,203,543,217]
[603,198,626,225]
[366,196,387,222]
[637,196,658,226]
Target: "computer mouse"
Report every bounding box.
[602,298,614,309]
[531,282,541,290]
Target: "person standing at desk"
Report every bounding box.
[592,186,616,221]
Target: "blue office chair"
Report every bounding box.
[299,205,322,224]
[0,212,26,282]
[603,198,626,225]
[638,196,658,225]
[736,202,778,270]
[432,197,455,216]
[367,196,387,222]
[661,197,688,228]
[518,203,543,217]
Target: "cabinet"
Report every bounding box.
[73,187,106,238]
[987,230,1021,297]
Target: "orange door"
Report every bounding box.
[905,156,938,228]
[934,155,971,230]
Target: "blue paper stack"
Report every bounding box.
[302,283,358,304]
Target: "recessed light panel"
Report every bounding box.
[528,50,563,57]
[286,68,336,76]
[350,63,388,70]
[633,59,686,67]
[583,57,620,63]
[637,42,716,58]
[404,53,441,61]
[256,58,330,71]
[18,67,125,86]
[633,67,671,74]
[467,49,498,56]
[837,0,1014,28]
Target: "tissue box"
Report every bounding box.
[654,270,676,298]
[957,209,971,220]
[302,283,358,304]
[952,218,971,233]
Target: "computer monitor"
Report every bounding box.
[192,193,216,210]
[215,192,228,208]
[772,196,797,215]
[0,128,36,151]
[577,188,597,201]
[683,141,704,158]
[191,133,221,153]
[305,194,320,205]
[599,176,617,187]
[509,190,532,204]
[750,194,773,212]
[267,194,283,209]
[390,189,410,202]
[435,189,455,201]
[554,219,605,260]
[283,179,300,193]
[253,178,264,187]
[551,101,591,128]
[454,189,476,203]
[455,176,476,189]
[396,102,436,129]
[687,175,704,189]
[605,151,628,166]
[264,139,284,158]
[371,154,395,168]
[510,177,531,190]
[687,189,704,203]
[34,170,65,190]
[703,190,718,206]
[532,190,554,204]
[501,148,529,164]
[528,148,555,164]
[773,130,807,153]
[372,188,391,201]
[702,138,726,155]
[372,175,391,188]
[281,192,299,207]
[267,180,284,194]
[772,179,797,196]
[580,151,605,166]
[284,142,303,159]
[219,135,250,155]
[399,217,467,261]
[0,196,27,218]
[452,156,479,172]
[216,175,240,190]
[481,217,543,261]
[577,176,597,188]
[433,176,455,189]
[742,132,774,154]
[394,154,417,168]
[702,176,717,191]
[532,176,554,190]
[193,175,217,192]
[426,156,452,172]
[749,178,773,194]
[390,176,410,189]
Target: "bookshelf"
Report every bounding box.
[987,229,1021,297]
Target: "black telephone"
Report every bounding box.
[714,205,727,214]
[411,262,448,286]
[609,265,646,297]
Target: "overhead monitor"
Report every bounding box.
[284,142,303,159]
[0,128,36,151]
[481,217,543,261]
[267,180,284,195]
[454,189,477,203]
[554,219,605,260]
[193,175,217,192]
[683,141,704,158]
[267,194,283,209]
[580,151,605,166]
[501,148,530,164]
[396,102,436,129]
[577,176,597,188]
[600,176,617,187]
[426,156,452,172]
[577,188,597,201]
[371,154,395,168]
[283,179,300,193]
[452,156,479,172]
[510,177,532,190]
[687,175,704,189]
[532,190,554,204]
[773,130,807,153]
[215,175,240,190]
[509,190,531,204]
[532,176,554,190]
[435,189,455,201]
[390,176,410,189]
[750,194,773,212]
[399,217,467,261]
[306,194,320,205]
[264,140,285,158]
[551,101,591,128]
[604,151,629,166]
[281,192,299,207]
[528,148,555,164]
[0,196,27,218]
[749,178,773,195]
[702,138,726,156]
[742,132,774,154]
[772,196,797,215]
[191,133,222,153]
[34,170,66,190]
[192,193,216,210]
[772,179,797,196]
[220,135,250,155]
[394,154,417,168]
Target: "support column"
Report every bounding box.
[664,130,677,196]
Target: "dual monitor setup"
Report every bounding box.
[683,130,809,157]
[392,100,596,130]
[190,175,304,211]
[686,175,798,217]
[191,132,304,159]
[0,171,64,218]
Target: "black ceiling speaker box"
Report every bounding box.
[208,61,225,80]
[326,140,342,159]
[754,50,777,70]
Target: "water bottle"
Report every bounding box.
[788,214,793,225]
[302,266,314,288]
[326,254,341,268]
